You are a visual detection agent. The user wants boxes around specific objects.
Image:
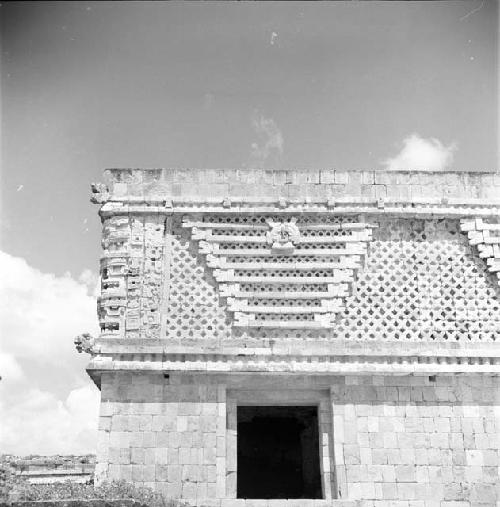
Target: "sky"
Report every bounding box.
[0,1,498,455]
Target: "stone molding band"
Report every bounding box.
[87,353,500,384]
[98,201,500,219]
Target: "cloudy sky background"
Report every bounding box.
[1,1,498,455]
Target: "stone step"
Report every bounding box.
[196,233,371,244]
[214,274,353,284]
[186,500,359,507]
[220,289,348,299]
[183,219,376,231]
[201,246,366,256]
[208,259,361,270]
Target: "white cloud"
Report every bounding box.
[0,250,100,454]
[383,133,457,172]
[78,269,100,297]
[249,112,284,167]
[0,385,100,455]
[0,251,99,362]
[0,353,24,382]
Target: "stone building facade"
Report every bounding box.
[81,169,500,506]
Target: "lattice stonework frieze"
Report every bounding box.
[182,215,377,329]
[460,218,500,287]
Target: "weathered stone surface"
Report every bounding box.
[82,169,500,504]
[11,503,149,507]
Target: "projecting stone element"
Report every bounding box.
[265,218,301,254]
[74,333,96,354]
[90,183,109,204]
[460,217,500,287]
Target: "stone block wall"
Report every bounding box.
[95,373,226,501]
[88,169,500,506]
[102,168,500,203]
[94,372,500,506]
[332,375,500,506]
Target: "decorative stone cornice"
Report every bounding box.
[84,338,500,384]
[86,352,500,386]
[97,199,500,219]
[93,168,500,217]
[460,218,500,288]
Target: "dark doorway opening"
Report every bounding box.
[237,405,322,499]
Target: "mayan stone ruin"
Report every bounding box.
[80,168,500,506]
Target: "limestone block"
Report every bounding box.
[143,466,156,484]
[131,465,143,482]
[154,448,168,465]
[179,432,192,448]
[130,447,144,465]
[465,450,483,466]
[395,465,416,482]
[343,423,357,445]
[182,464,199,482]
[118,465,132,482]
[155,464,168,482]
[165,481,182,498]
[109,431,130,448]
[430,433,449,449]
[452,451,466,466]
[142,432,155,448]
[181,481,197,498]
[320,170,336,184]
[335,171,350,184]
[155,432,169,448]
[167,448,179,465]
[397,482,418,501]
[377,485,397,502]
[178,447,191,465]
[225,471,236,497]
[371,449,389,465]
[204,446,216,465]
[206,464,217,483]
[386,449,402,465]
[176,416,188,432]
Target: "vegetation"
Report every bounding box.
[0,463,189,507]
[13,481,190,506]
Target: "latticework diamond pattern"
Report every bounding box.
[164,217,499,342]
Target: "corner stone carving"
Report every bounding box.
[74,333,96,354]
[96,215,164,340]
[90,183,109,204]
